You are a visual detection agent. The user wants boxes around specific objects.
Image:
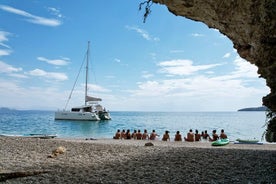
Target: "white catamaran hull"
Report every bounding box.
[55,111,100,121]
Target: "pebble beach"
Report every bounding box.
[0,136,275,183]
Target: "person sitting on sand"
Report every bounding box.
[202,130,210,140]
[142,129,149,140]
[132,129,137,139]
[184,129,195,142]
[162,130,170,141]
[195,129,201,141]
[149,130,158,140]
[113,129,121,139]
[174,131,182,141]
[209,130,219,141]
[136,129,142,140]
[125,129,131,139]
[220,129,227,139]
[121,129,126,139]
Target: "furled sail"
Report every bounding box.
[85,95,102,102]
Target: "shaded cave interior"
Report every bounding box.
[141,0,276,141]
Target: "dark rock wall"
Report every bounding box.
[152,0,276,141]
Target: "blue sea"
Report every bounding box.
[0,111,268,141]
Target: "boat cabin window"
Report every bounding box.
[71,108,80,112]
[71,106,92,112]
[83,107,92,112]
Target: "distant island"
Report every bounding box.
[0,107,16,112]
[238,106,267,111]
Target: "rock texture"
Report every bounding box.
[152,0,276,141]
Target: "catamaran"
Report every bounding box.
[55,42,111,121]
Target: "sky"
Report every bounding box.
[0,0,269,111]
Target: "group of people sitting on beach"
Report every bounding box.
[113,129,227,142]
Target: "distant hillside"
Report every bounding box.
[238,106,267,111]
[0,107,15,112]
[0,107,17,112]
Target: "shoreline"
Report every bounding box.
[1,136,275,183]
[60,137,276,150]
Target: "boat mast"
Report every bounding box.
[85,41,90,106]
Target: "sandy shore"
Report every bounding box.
[0,137,275,183]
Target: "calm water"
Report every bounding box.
[0,111,267,141]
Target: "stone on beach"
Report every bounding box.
[48,146,66,158]
[144,142,154,146]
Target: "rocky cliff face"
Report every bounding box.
[152,0,276,141]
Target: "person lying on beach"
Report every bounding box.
[202,130,210,140]
[149,130,158,140]
[113,129,121,139]
[136,129,142,140]
[174,131,182,141]
[162,130,170,141]
[209,130,219,141]
[220,129,227,139]
[184,129,195,142]
[132,129,137,139]
[142,129,149,140]
[195,129,201,141]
